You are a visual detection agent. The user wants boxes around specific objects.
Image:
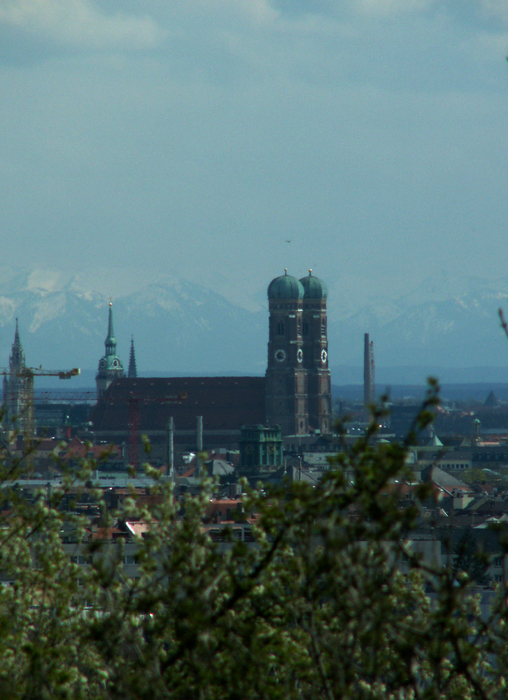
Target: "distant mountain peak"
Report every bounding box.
[0,267,507,376]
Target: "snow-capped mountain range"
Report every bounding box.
[0,268,507,386]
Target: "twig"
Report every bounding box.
[499,308,508,340]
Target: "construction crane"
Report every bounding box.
[127,392,187,471]
[103,391,187,470]
[1,367,80,450]
[33,390,95,403]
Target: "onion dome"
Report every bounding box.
[268,269,304,300]
[299,270,328,300]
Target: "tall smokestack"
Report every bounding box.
[167,417,174,479]
[196,416,203,452]
[364,333,375,406]
[196,416,203,476]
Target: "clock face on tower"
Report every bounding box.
[274,349,287,363]
[321,349,328,364]
[297,348,303,363]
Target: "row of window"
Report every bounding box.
[275,320,326,336]
[70,555,92,565]
[286,445,338,453]
[473,454,508,461]
[70,555,136,565]
[272,304,324,309]
[208,528,255,543]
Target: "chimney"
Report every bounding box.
[167,417,174,479]
[363,333,375,406]
[196,416,203,476]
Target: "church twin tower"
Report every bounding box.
[95,270,332,437]
[265,270,331,436]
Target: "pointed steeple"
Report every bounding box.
[105,302,117,357]
[96,302,124,400]
[4,319,28,431]
[128,336,137,378]
[9,318,25,371]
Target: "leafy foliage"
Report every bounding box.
[0,383,507,698]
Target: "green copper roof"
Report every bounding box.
[268,270,304,300]
[299,270,328,300]
[97,303,124,375]
[105,303,116,349]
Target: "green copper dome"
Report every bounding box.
[268,270,304,300]
[97,303,124,375]
[299,270,328,299]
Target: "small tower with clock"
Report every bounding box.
[96,302,125,400]
[265,270,308,435]
[299,270,332,434]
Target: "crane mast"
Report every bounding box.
[1,367,80,461]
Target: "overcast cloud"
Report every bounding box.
[1,0,508,305]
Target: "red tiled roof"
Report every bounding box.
[125,521,150,537]
[205,499,242,516]
[89,526,124,540]
[89,377,266,432]
[181,465,196,477]
[33,438,59,453]
[60,443,121,461]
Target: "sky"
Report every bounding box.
[1,0,508,305]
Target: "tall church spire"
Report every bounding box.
[128,336,137,378]
[105,303,117,357]
[96,302,125,400]
[10,318,25,371]
[4,319,28,431]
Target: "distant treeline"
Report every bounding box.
[332,383,508,403]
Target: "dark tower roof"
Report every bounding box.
[105,303,116,353]
[299,270,328,300]
[128,337,137,379]
[9,318,25,370]
[267,269,304,300]
[484,390,499,408]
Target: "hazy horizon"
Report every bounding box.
[1,1,508,308]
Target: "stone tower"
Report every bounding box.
[238,424,284,476]
[265,270,308,435]
[128,336,137,378]
[299,270,331,434]
[96,303,124,400]
[3,319,29,433]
